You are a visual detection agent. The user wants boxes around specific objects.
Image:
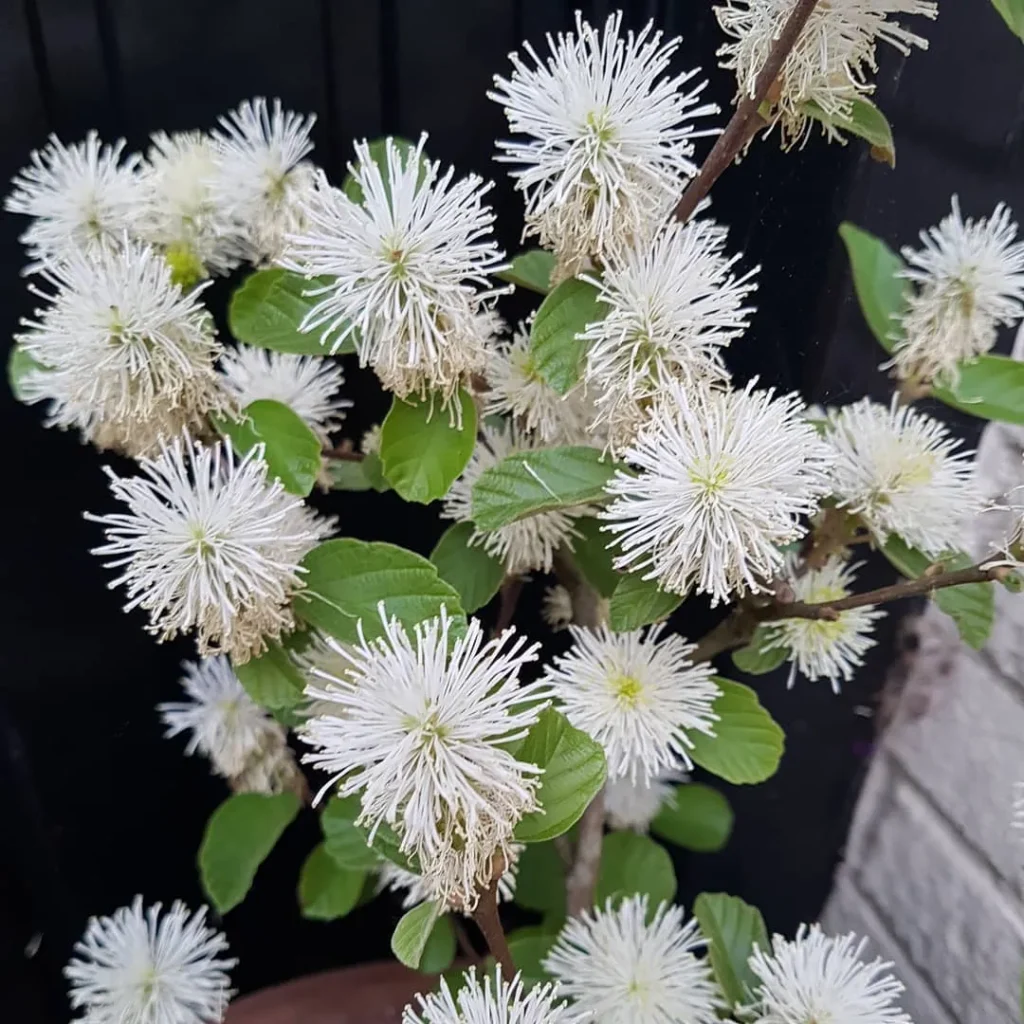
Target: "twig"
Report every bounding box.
[494,576,525,635]
[673,0,822,222]
[472,873,516,980]
[690,562,1010,663]
[565,787,606,917]
[325,445,363,462]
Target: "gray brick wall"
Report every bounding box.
[823,417,1024,1023]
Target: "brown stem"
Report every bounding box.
[565,787,606,917]
[690,562,1010,663]
[493,576,525,635]
[325,446,363,462]
[472,877,515,980]
[673,0,822,222]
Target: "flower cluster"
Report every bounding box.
[300,609,548,909]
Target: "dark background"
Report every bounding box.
[1,2,1022,1021]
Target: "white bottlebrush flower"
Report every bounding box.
[489,12,718,274]
[545,895,723,1024]
[158,656,292,785]
[443,420,581,574]
[825,398,979,555]
[280,135,507,405]
[404,967,576,1024]
[542,584,576,631]
[210,97,317,263]
[16,238,226,457]
[604,770,684,832]
[137,131,241,279]
[378,845,521,912]
[485,322,594,445]
[746,924,912,1024]
[715,0,936,150]
[86,436,331,663]
[583,217,756,403]
[894,197,1024,386]
[762,557,885,692]
[218,346,350,441]
[542,623,719,784]
[5,131,144,268]
[300,608,547,910]
[603,380,831,605]
[65,896,236,1024]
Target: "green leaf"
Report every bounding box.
[730,625,789,676]
[321,796,381,870]
[298,843,366,921]
[991,0,1024,40]
[650,783,734,853]
[380,391,476,503]
[392,901,442,969]
[471,446,619,530]
[529,278,607,395]
[688,679,785,785]
[229,269,356,355]
[804,97,895,166]
[572,518,620,598]
[232,640,306,710]
[693,892,770,1009]
[295,539,466,645]
[199,793,300,914]
[880,537,994,649]
[419,916,457,974]
[514,709,607,843]
[838,222,908,353]
[514,842,566,918]
[7,344,44,403]
[496,249,556,295]
[363,819,419,873]
[325,458,373,491]
[608,573,683,632]
[430,522,505,614]
[932,354,1024,426]
[342,137,425,206]
[505,930,556,988]
[217,399,322,496]
[595,831,676,908]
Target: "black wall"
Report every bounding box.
[2,2,1022,1021]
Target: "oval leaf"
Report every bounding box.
[687,679,784,785]
[514,842,567,918]
[514,709,607,843]
[380,391,476,504]
[730,625,789,676]
[650,783,734,853]
[362,818,419,873]
[321,796,381,870]
[496,249,556,295]
[420,916,457,974]
[694,892,770,1009]
[932,354,1024,426]
[232,640,306,710]
[218,399,322,496]
[199,792,300,914]
[880,537,994,649]
[572,518,620,599]
[392,900,442,969]
[506,930,556,988]
[595,831,677,908]
[294,539,466,645]
[430,522,505,614]
[298,843,366,921]
[804,97,895,166]
[608,573,683,632]
[8,344,44,403]
[229,269,355,355]
[530,278,607,395]
[471,446,619,530]
[991,0,1024,40]
[838,222,907,353]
